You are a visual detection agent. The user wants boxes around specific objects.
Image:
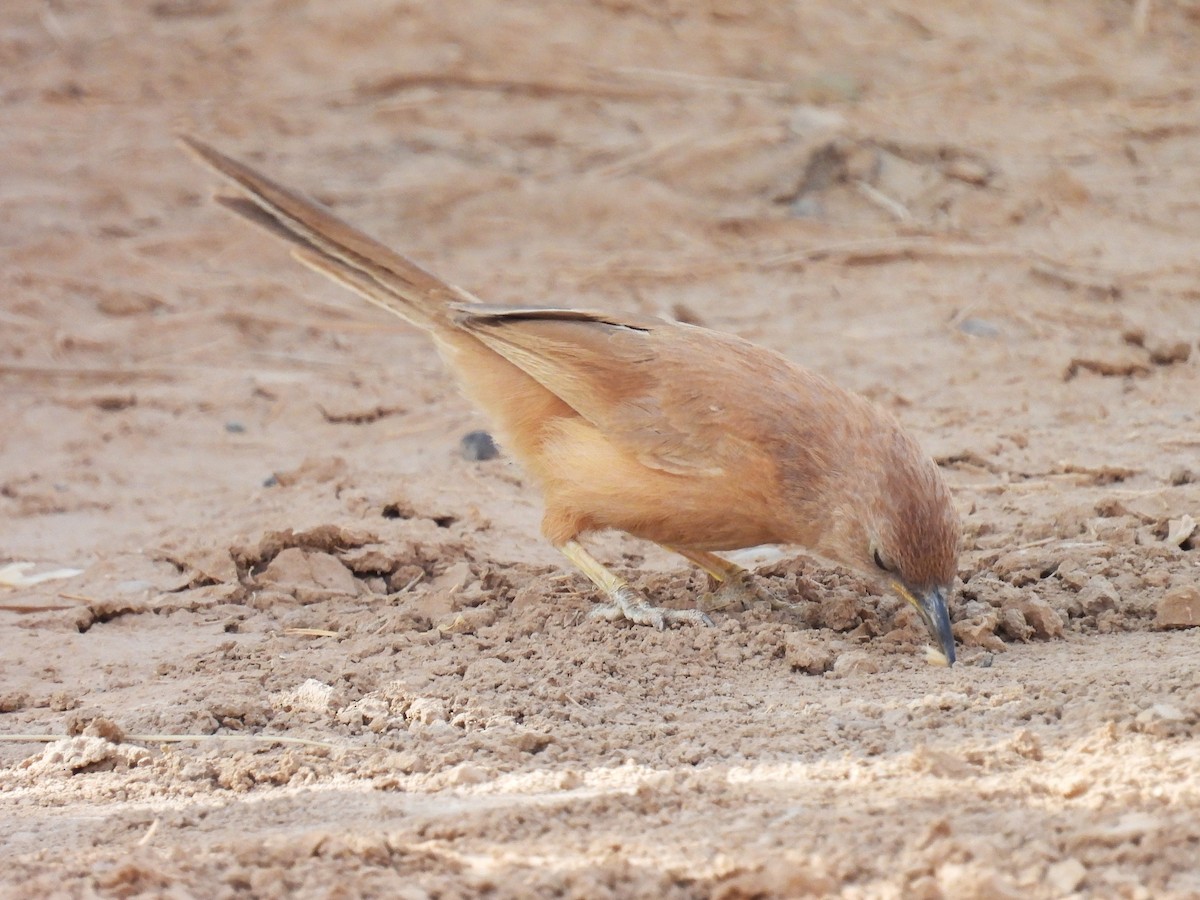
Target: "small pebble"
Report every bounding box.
[225,421,246,433]
[1155,586,1200,629]
[460,430,500,461]
[957,317,1000,339]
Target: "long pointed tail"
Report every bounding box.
[179,135,476,331]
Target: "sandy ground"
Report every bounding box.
[3,1,1200,896]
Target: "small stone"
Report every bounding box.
[1046,859,1086,895]
[442,763,489,786]
[820,595,861,631]
[1020,595,1064,639]
[225,421,246,433]
[273,456,349,487]
[259,548,358,598]
[1141,568,1171,589]
[1155,586,1200,629]
[555,769,584,790]
[1135,703,1189,738]
[269,678,337,713]
[1168,467,1195,486]
[912,745,973,778]
[998,606,1032,642]
[952,614,1007,652]
[406,697,447,725]
[436,606,498,635]
[784,632,835,674]
[944,158,993,186]
[49,691,77,712]
[1056,562,1090,592]
[507,730,554,754]
[459,430,499,462]
[1166,515,1196,548]
[958,317,1000,338]
[832,649,879,675]
[1008,729,1043,760]
[0,692,29,713]
[1077,575,1119,615]
[937,863,1024,900]
[81,717,126,744]
[97,290,164,317]
[1148,340,1191,365]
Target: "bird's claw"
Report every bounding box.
[589,585,714,629]
[703,571,798,613]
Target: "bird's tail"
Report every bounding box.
[179,135,476,331]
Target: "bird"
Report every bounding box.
[180,135,961,665]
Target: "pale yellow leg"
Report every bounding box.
[664,546,798,612]
[558,539,713,630]
[669,547,746,583]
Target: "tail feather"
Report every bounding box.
[181,134,475,330]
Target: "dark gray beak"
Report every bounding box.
[916,586,956,666]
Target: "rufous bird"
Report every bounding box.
[181,136,961,665]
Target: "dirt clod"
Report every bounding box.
[1155,586,1200,629]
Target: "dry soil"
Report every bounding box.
[3,1,1200,897]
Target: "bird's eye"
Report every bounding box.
[873,548,891,572]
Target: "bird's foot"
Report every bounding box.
[703,570,797,613]
[589,585,714,630]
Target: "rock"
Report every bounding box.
[25,736,151,777]
[1166,515,1196,548]
[1169,466,1196,486]
[832,649,879,675]
[958,317,1000,338]
[820,595,861,631]
[1046,859,1086,895]
[96,289,164,317]
[406,697,448,725]
[998,606,1032,642]
[952,614,1007,652]
[186,547,239,585]
[1135,703,1190,738]
[336,697,393,733]
[81,717,126,744]
[339,545,399,576]
[912,745,974,778]
[784,632,835,674]
[1020,595,1064,639]
[1155,586,1200,629]
[1077,575,1119,615]
[1055,561,1091,591]
[459,430,500,461]
[269,678,338,713]
[436,605,497,635]
[272,455,349,487]
[1008,729,1043,761]
[259,548,359,599]
[937,863,1025,900]
[1148,340,1191,365]
[442,763,489,787]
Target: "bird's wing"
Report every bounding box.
[455,305,800,477]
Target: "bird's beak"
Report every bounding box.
[895,582,956,666]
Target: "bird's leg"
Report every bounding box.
[666,546,797,612]
[557,539,713,630]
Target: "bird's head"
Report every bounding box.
[818,427,961,665]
